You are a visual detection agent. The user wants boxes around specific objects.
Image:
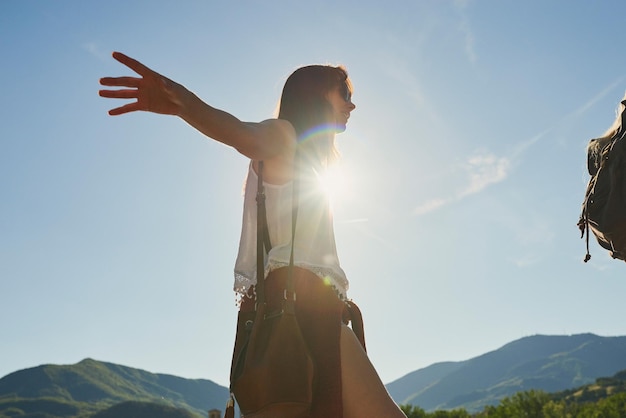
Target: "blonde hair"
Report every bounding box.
[588,92,626,165]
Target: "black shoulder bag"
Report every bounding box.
[226,160,314,418]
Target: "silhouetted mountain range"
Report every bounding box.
[1,333,625,417]
[386,333,626,412]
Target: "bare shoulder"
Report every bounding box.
[253,119,297,184]
[258,118,296,142]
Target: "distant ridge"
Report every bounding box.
[2,333,626,417]
[0,358,229,417]
[385,333,626,412]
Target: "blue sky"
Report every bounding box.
[2,1,626,388]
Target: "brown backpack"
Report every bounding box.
[578,104,626,262]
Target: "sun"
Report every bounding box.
[315,164,351,203]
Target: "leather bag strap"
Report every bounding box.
[256,161,269,306]
[284,156,299,314]
[256,159,299,310]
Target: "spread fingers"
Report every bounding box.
[99,89,138,99]
[99,76,141,88]
[107,102,141,116]
[112,51,152,76]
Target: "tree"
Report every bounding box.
[477,390,551,417]
[401,404,427,418]
[576,392,626,418]
[400,404,471,418]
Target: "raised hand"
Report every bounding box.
[99,52,186,116]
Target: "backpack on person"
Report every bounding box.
[578,103,626,262]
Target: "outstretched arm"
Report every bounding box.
[99,52,295,161]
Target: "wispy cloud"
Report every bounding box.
[458,152,511,198]
[453,0,477,64]
[508,253,542,268]
[516,76,626,151]
[572,78,626,119]
[82,42,109,62]
[460,21,477,65]
[413,150,511,216]
[414,77,626,217]
[414,198,448,216]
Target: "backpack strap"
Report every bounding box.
[577,212,591,263]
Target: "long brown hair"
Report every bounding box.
[278,64,352,167]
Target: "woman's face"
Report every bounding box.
[326,83,356,132]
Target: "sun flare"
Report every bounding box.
[315,165,352,203]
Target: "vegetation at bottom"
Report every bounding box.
[400,369,626,418]
[91,400,201,418]
[0,399,204,418]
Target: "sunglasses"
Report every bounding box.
[338,83,352,102]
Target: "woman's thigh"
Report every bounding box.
[340,324,407,418]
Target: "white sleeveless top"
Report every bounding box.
[234,163,349,299]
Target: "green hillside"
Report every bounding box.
[0,359,228,418]
[387,333,626,412]
[552,369,626,404]
[399,369,626,417]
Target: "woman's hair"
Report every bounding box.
[587,94,626,176]
[595,94,626,149]
[278,64,352,166]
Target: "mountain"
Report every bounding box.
[2,333,626,417]
[386,333,626,412]
[0,358,229,418]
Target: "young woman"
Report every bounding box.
[99,52,406,418]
